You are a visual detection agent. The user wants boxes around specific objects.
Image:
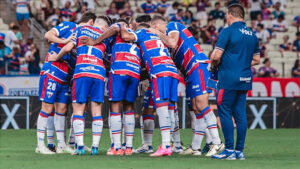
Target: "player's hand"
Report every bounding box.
[62,35,74,44]
[79,37,95,46]
[148,28,159,35]
[48,52,58,61]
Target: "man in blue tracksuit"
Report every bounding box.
[210,4,260,160]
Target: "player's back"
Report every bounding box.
[42,21,77,84]
[134,28,178,79]
[110,32,141,79]
[166,22,208,74]
[72,25,107,81]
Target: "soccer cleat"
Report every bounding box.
[172,146,184,153]
[206,143,225,157]
[84,145,91,153]
[235,151,246,160]
[202,142,213,154]
[121,143,126,150]
[72,146,85,155]
[211,149,236,160]
[149,146,172,157]
[112,149,124,156]
[179,146,202,155]
[125,147,133,155]
[56,145,74,154]
[106,147,115,155]
[134,144,154,154]
[91,147,99,155]
[47,144,56,152]
[35,145,55,154]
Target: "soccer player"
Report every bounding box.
[49,15,111,155]
[80,18,141,156]
[150,15,224,156]
[35,20,77,154]
[210,4,260,160]
[120,22,179,157]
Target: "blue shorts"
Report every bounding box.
[186,64,212,99]
[16,13,30,21]
[143,86,155,109]
[38,75,70,104]
[151,76,178,105]
[108,73,139,103]
[72,77,105,103]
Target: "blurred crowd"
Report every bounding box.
[0,0,299,77]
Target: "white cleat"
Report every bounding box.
[56,145,74,154]
[84,145,91,153]
[133,144,154,154]
[179,147,202,156]
[35,146,55,155]
[172,146,184,153]
[206,143,225,157]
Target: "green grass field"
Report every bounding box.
[0,129,299,169]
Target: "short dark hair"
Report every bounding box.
[98,15,112,26]
[117,18,129,26]
[215,2,220,6]
[172,2,180,8]
[263,58,270,64]
[79,12,97,24]
[138,23,150,28]
[296,32,300,36]
[278,14,284,20]
[12,25,19,30]
[257,23,264,29]
[177,8,183,13]
[152,15,166,22]
[228,3,245,19]
[136,15,152,23]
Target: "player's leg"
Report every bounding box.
[122,76,139,155]
[36,76,56,154]
[71,77,90,155]
[46,111,55,152]
[150,77,177,157]
[172,104,183,153]
[89,78,106,155]
[211,89,237,160]
[232,90,248,160]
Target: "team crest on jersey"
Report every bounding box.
[47,91,53,98]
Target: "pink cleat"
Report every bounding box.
[150,146,173,157]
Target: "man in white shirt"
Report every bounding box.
[4,25,20,50]
[271,14,288,33]
[13,0,30,36]
[164,2,180,20]
[256,24,270,44]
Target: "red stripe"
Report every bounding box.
[194,44,203,53]
[113,70,140,79]
[72,80,76,102]
[160,128,170,131]
[47,74,67,84]
[153,78,160,100]
[115,52,141,66]
[77,55,105,68]
[144,40,159,50]
[208,127,218,129]
[198,69,206,92]
[183,28,193,38]
[194,133,205,135]
[143,117,154,120]
[155,72,179,79]
[183,49,194,69]
[217,89,224,105]
[155,102,169,108]
[109,73,112,99]
[73,73,105,81]
[151,56,175,67]
[124,112,134,115]
[41,76,48,100]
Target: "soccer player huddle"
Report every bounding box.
[35,12,224,157]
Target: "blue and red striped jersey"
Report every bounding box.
[132,28,179,80]
[71,25,109,81]
[42,21,77,84]
[110,24,141,79]
[166,22,209,76]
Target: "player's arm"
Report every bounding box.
[148,28,179,49]
[210,48,223,69]
[120,26,136,42]
[48,42,75,61]
[251,54,260,66]
[80,25,120,46]
[44,29,72,44]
